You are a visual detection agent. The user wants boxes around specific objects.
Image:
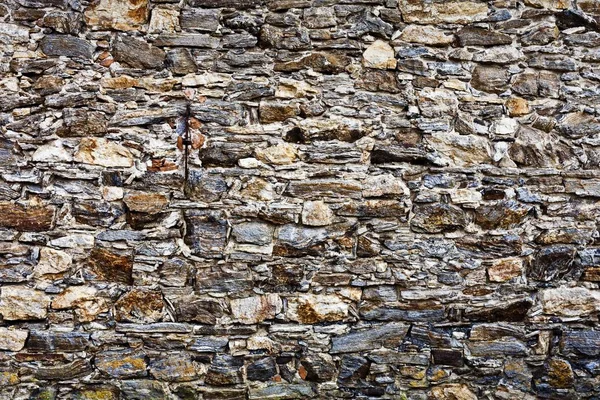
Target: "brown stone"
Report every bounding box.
[87,248,134,285]
[429,383,477,400]
[274,52,351,74]
[474,201,531,230]
[259,102,299,124]
[115,289,164,323]
[0,201,55,232]
[287,294,348,324]
[505,97,530,116]
[471,65,510,93]
[547,359,574,388]
[487,258,523,282]
[123,191,169,214]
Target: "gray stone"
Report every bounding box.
[40,35,94,59]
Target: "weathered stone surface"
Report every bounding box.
[456,26,512,46]
[400,1,489,24]
[0,202,55,232]
[430,384,478,400]
[149,354,202,382]
[112,35,165,69]
[274,52,351,74]
[400,25,454,46]
[287,294,348,323]
[230,294,281,324]
[87,248,133,285]
[410,203,466,234]
[34,247,72,277]
[0,327,28,351]
[115,289,163,323]
[487,257,523,282]
[95,349,147,378]
[74,138,134,167]
[231,222,274,246]
[471,65,510,93]
[331,323,409,354]
[40,35,94,59]
[363,40,396,70]
[84,0,148,31]
[428,132,493,166]
[474,201,531,230]
[0,286,50,320]
[540,287,600,316]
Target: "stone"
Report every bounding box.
[247,357,277,381]
[205,355,244,386]
[274,52,351,74]
[301,201,334,227]
[180,9,220,32]
[148,8,179,34]
[232,222,274,246]
[428,132,493,167]
[400,25,454,46]
[258,102,299,124]
[0,286,50,320]
[0,22,29,44]
[410,203,467,234]
[300,353,336,382]
[363,40,396,69]
[0,201,55,232]
[52,286,109,322]
[27,331,90,352]
[255,143,298,164]
[547,359,574,388]
[84,0,148,31]
[112,35,165,69]
[87,248,133,285]
[166,49,197,75]
[154,34,220,48]
[34,247,72,277]
[456,26,512,46]
[230,294,282,324]
[505,97,530,116]
[470,65,510,93]
[430,384,477,400]
[74,138,134,168]
[540,287,600,316]
[115,289,163,323]
[32,141,72,162]
[150,355,202,382]
[120,380,165,399]
[95,349,147,378]
[418,88,458,117]
[287,294,348,323]
[184,210,228,258]
[400,1,489,24]
[561,330,600,356]
[331,323,409,354]
[40,35,94,60]
[530,245,576,282]
[58,108,108,137]
[124,191,168,214]
[474,201,531,230]
[487,258,523,282]
[0,328,28,351]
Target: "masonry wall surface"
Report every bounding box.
[1,0,600,398]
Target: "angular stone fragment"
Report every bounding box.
[561,330,600,356]
[0,201,55,232]
[428,132,492,167]
[184,210,228,258]
[331,323,409,354]
[258,102,299,124]
[0,22,29,44]
[154,34,220,48]
[362,40,396,69]
[0,286,49,320]
[474,201,531,230]
[301,201,334,227]
[205,355,243,386]
[287,294,348,323]
[247,357,277,381]
[540,287,600,316]
[32,359,92,380]
[34,247,72,277]
[255,143,298,164]
[467,337,528,357]
[487,257,523,282]
[456,26,512,46]
[124,192,168,214]
[120,380,165,399]
[547,358,574,388]
[464,299,532,322]
[95,349,147,378]
[471,65,510,93]
[430,384,478,400]
[274,52,351,74]
[26,330,90,352]
[40,34,94,60]
[180,9,220,32]
[400,25,454,46]
[529,245,576,282]
[148,8,179,34]
[74,138,133,168]
[410,203,466,234]
[115,289,163,323]
[84,0,148,31]
[150,354,202,382]
[58,108,108,137]
[232,222,274,246]
[189,0,260,7]
[556,112,600,139]
[418,88,458,117]
[300,353,336,382]
[400,1,488,24]
[287,179,362,199]
[0,328,28,351]
[230,294,281,324]
[171,295,225,324]
[166,48,198,75]
[87,248,133,285]
[112,35,165,69]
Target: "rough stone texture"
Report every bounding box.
[0,0,599,398]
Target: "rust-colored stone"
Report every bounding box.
[0,201,55,232]
[87,248,133,285]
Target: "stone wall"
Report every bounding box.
[1,0,600,398]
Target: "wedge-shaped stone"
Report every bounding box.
[330,323,409,354]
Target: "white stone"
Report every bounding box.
[0,286,50,321]
[182,72,232,87]
[540,287,600,316]
[362,40,396,70]
[238,158,262,168]
[493,117,519,135]
[400,25,454,46]
[230,294,282,324]
[148,8,180,33]
[255,143,297,165]
[49,234,95,248]
[0,328,28,351]
[287,294,349,323]
[302,201,334,226]
[275,78,319,99]
[0,23,29,44]
[102,186,124,201]
[74,138,134,168]
[32,141,72,162]
[34,247,72,277]
[362,174,409,197]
